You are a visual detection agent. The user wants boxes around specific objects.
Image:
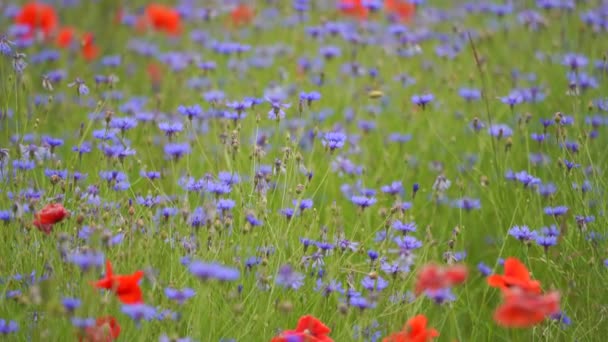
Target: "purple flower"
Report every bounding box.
[544,206,569,217]
[158,122,184,137]
[266,98,291,120]
[562,53,588,71]
[109,117,138,132]
[381,181,403,195]
[275,264,305,290]
[508,225,537,242]
[164,143,191,160]
[217,199,236,212]
[488,124,513,138]
[392,220,416,234]
[164,287,196,304]
[361,275,389,292]
[477,262,492,277]
[0,319,18,334]
[121,304,157,322]
[393,236,422,254]
[67,251,105,272]
[178,105,203,120]
[425,288,456,304]
[350,195,377,208]
[188,261,240,282]
[411,93,434,108]
[321,131,347,151]
[452,197,481,211]
[458,87,481,101]
[501,92,523,107]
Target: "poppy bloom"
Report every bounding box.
[33,203,69,234]
[338,0,369,20]
[271,315,333,342]
[414,263,468,295]
[384,0,416,23]
[487,257,542,294]
[91,260,144,304]
[147,62,163,87]
[230,4,255,27]
[494,288,560,328]
[56,26,75,48]
[14,2,58,40]
[79,316,121,342]
[81,32,100,62]
[137,4,182,36]
[383,314,439,342]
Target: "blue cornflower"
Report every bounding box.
[67,251,105,272]
[544,206,569,217]
[452,197,481,211]
[62,297,81,313]
[501,92,523,108]
[536,235,558,250]
[508,225,538,242]
[392,220,416,234]
[178,105,203,120]
[393,236,422,254]
[71,317,95,329]
[294,199,313,212]
[217,199,236,212]
[321,131,346,151]
[425,288,456,304]
[458,87,481,101]
[109,117,138,132]
[164,287,196,304]
[350,195,377,208]
[299,91,321,106]
[188,261,240,281]
[0,319,18,334]
[158,122,184,138]
[514,170,541,187]
[562,53,588,71]
[0,211,11,223]
[275,264,305,290]
[411,93,434,109]
[477,262,492,277]
[381,181,403,195]
[488,124,513,138]
[0,36,14,56]
[164,143,191,160]
[361,275,389,292]
[121,304,157,323]
[266,98,291,120]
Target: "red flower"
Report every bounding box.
[137,4,182,36]
[339,0,369,20]
[33,203,68,234]
[81,32,100,62]
[55,26,75,48]
[414,263,468,295]
[487,257,542,294]
[230,4,255,27]
[14,2,58,39]
[91,260,144,304]
[271,315,333,342]
[383,314,439,342]
[79,316,121,342]
[494,288,560,328]
[384,0,416,23]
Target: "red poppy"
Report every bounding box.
[271,315,333,342]
[91,260,144,304]
[138,4,182,36]
[338,0,369,20]
[383,314,439,342]
[56,26,75,48]
[14,2,58,40]
[79,316,121,342]
[33,203,68,234]
[414,263,468,295]
[384,0,416,23]
[147,62,163,87]
[230,4,255,27]
[487,257,542,294]
[81,32,100,62]
[494,288,560,328]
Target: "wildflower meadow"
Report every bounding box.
[1,0,608,341]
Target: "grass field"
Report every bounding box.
[2,1,608,341]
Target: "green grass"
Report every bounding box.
[1,1,608,341]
